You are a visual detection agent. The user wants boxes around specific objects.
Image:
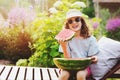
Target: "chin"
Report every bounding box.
[72,28,80,32]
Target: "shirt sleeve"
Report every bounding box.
[88,36,99,57]
[58,45,63,53]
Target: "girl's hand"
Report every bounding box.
[90,56,98,63]
[58,40,67,48]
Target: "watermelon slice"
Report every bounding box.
[55,29,75,41]
[53,58,92,70]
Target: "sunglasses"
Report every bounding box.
[68,17,81,24]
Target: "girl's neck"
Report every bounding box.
[75,30,80,37]
[75,30,84,39]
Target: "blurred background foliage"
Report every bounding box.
[0,0,120,69]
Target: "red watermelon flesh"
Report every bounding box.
[55,29,75,41]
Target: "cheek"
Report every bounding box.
[68,24,72,28]
[68,23,71,26]
[79,22,82,26]
[77,22,82,29]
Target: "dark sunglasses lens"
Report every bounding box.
[68,20,72,24]
[75,17,80,22]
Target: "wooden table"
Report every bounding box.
[0,65,60,80]
[0,65,119,80]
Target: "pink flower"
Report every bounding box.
[8,7,36,26]
[92,22,99,29]
[106,18,120,31]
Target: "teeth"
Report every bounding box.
[73,25,78,28]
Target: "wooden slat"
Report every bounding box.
[101,61,120,79]
[34,68,42,80]
[108,69,120,78]
[7,66,19,80]
[0,66,12,80]
[48,68,59,80]
[16,67,26,80]
[0,65,5,75]
[55,68,60,77]
[41,68,50,80]
[26,67,33,80]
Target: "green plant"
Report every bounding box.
[16,59,28,66]
[0,27,33,63]
[82,0,95,18]
[0,30,7,59]
[99,8,111,36]
[28,12,65,67]
[90,17,102,39]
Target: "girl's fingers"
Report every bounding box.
[91,56,98,63]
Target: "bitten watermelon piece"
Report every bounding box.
[55,29,75,41]
[53,58,92,70]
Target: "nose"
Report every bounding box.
[72,20,77,24]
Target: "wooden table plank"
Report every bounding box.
[16,67,26,80]
[7,66,19,80]
[41,68,50,80]
[0,65,5,75]
[34,68,41,80]
[0,66,12,80]
[48,68,59,80]
[26,67,33,80]
[55,68,60,77]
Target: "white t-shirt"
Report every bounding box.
[59,35,99,58]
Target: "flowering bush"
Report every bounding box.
[0,27,33,63]
[71,1,86,9]
[90,17,101,39]
[105,18,120,41]
[106,18,120,31]
[7,7,36,27]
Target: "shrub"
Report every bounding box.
[90,17,102,39]
[99,8,111,36]
[82,0,95,18]
[0,7,35,63]
[105,18,120,41]
[16,59,28,66]
[0,30,7,59]
[1,27,33,63]
[28,12,64,67]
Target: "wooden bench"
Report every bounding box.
[0,65,60,80]
[101,60,120,80]
[0,64,119,80]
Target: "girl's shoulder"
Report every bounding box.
[87,35,97,42]
[70,35,96,42]
[88,35,96,39]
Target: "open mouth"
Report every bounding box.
[72,25,79,29]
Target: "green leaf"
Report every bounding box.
[50,51,59,57]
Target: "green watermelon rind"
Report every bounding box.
[53,58,92,70]
[64,34,75,41]
[65,35,75,41]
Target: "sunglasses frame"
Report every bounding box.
[67,17,81,24]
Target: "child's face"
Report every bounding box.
[67,17,82,32]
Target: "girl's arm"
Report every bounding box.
[59,41,71,58]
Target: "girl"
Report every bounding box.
[57,9,99,80]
